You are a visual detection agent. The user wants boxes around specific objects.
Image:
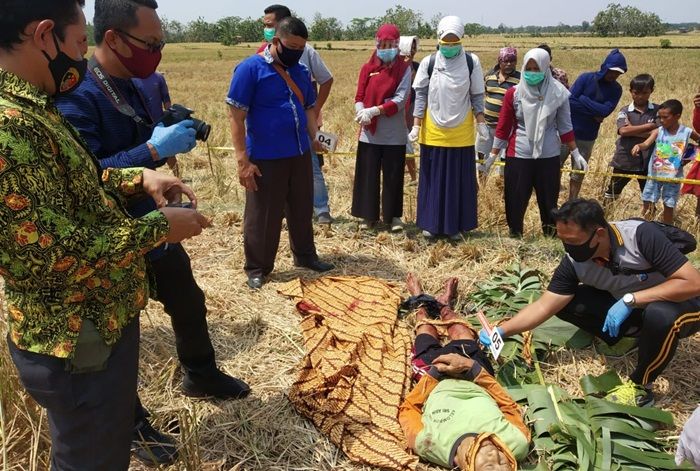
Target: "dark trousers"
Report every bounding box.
[9,317,140,471]
[504,156,560,237]
[243,152,317,278]
[605,168,647,199]
[150,243,215,371]
[556,285,700,385]
[351,141,406,224]
[133,243,217,424]
[413,334,494,378]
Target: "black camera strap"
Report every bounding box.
[88,56,152,128]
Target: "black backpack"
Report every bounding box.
[608,219,696,276]
[646,220,697,255]
[427,51,474,79]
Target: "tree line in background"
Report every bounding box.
[86,3,700,46]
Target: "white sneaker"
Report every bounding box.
[390,217,404,232]
[422,230,435,239]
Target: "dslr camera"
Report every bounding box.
[159,104,211,142]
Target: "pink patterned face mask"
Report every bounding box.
[110,31,163,79]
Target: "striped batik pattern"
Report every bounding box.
[281,276,419,471]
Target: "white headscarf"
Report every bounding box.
[399,36,418,57]
[413,15,472,128]
[516,48,570,158]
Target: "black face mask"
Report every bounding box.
[276,41,304,67]
[42,32,87,97]
[563,230,599,262]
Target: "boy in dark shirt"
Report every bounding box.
[604,74,659,202]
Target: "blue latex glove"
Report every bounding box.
[479,327,504,347]
[602,298,633,338]
[147,120,196,160]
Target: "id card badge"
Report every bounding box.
[475,310,504,360]
[316,130,338,153]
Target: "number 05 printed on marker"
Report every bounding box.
[489,329,504,360]
[475,310,504,361]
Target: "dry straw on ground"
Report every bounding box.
[1,35,700,470]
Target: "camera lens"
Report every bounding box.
[193,119,211,142]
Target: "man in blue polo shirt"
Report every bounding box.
[227,16,334,290]
[56,0,250,465]
[261,4,336,224]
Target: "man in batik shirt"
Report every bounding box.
[0,1,209,469]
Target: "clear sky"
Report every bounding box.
[83,0,697,27]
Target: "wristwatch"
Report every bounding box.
[622,293,636,307]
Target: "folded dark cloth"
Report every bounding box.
[399,294,445,319]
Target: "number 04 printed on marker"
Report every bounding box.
[316,130,338,153]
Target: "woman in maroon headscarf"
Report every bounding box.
[352,24,412,232]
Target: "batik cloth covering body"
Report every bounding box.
[281,276,419,471]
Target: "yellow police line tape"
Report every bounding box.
[206,146,700,187]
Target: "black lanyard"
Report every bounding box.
[88,56,152,128]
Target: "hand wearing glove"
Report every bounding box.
[477,122,490,141]
[405,135,414,155]
[366,106,381,118]
[147,120,196,160]
[571,148,589,172]
[676,406,700,468]
[478,153,499,176]
[355,106,381,126]
[479,327,504,347]
[354,101,366,124]
[601,298,633,338]
[356,110,371,125]
[408,125,420,142]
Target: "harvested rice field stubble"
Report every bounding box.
[1,35,700,470]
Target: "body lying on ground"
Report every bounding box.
[398,274,531,471]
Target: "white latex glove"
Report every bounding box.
[477,122,490,140]
[571,148,589,171]
[406,133,415,155]
[676,406,700,469]
[354,102,365,124]
[367,106,381,118]
[356,106,380,126]
[478,153,499,176]
[408,125,420,142]
[355,109,371,125]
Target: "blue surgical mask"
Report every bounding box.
[377,47,398,63]
[523,71,546,86]
[263,27,275,43]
